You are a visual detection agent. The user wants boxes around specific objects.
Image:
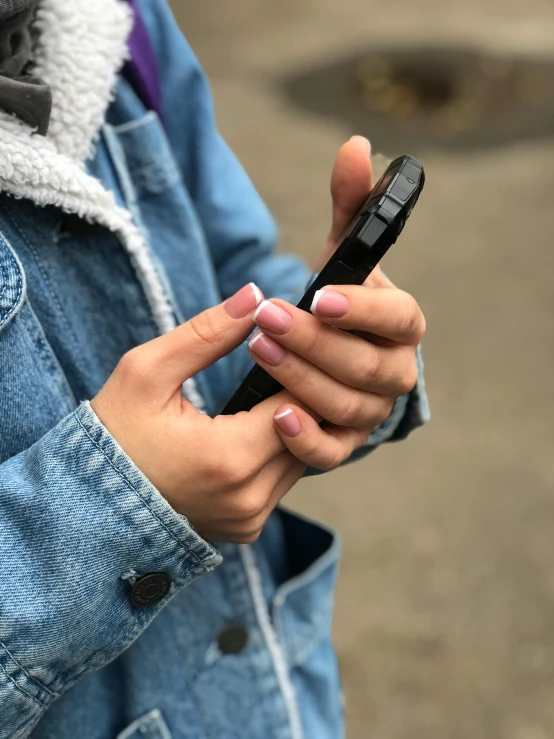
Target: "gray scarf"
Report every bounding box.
[0,0,52,135]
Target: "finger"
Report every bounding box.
[138,283,264,398]
[197,451,305,543]
[213,387,309,469]
[310,285,426,345]
[248,331,394,427]
[252,299,418,395]
[273,404,373,471]
[328,135,373,245]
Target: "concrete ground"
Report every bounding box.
[170,2,554,737]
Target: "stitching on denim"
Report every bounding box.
[19,299,78,413]
[74,411,211,573]
[0,206,87,372]
[0,640,57,698]
[0,653,46,708]
[111,110,157,135]
[0,234,24,326]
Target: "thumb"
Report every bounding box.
[329,135,373,244]
[148,283,263,395]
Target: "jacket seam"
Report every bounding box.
[0,204,89,375]
[74,410,211,573]
[0,655,45,708]
[0,233,25,327]
[0,640,57,698]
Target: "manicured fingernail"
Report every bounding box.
[310,290,350,318]
[224,283,263,318]
[274,408,302,437]
[350,135,371,155]
[249,331,286,366]
[253,300,293,334]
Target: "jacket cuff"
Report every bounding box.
[0,402,221,716]
[75,401,221,571]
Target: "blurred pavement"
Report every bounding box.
[170,2,554,737]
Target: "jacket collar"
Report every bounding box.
[32,0,132,162]
[0,0,209,411]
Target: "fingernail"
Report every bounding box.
[350,135,371,155]
[310,289,350,318]
[252,300,293,334]
[224,282,263,318]
[274,408,302,437]
[249,331,286,366]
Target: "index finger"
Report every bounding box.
[311,285,426,345]
[216,389,304,465]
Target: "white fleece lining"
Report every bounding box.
[33,0,133,163]
[0,0,205,410]
[239,545,304,739]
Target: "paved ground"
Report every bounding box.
[170,2,554,737]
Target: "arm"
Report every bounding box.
[0,403,220,738]
[134,0,310,307]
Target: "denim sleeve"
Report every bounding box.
[0,402,221,738]
[134,0,311,305]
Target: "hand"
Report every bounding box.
[246,136,425,465]
[91,284,375,543]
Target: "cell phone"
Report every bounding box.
[221,154,425,415]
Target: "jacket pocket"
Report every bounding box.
[116,709,172,739]
[107,111,181,198]
[0,231,25,333]
[0,230,76,461]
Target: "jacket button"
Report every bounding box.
[218,623,248,655]
[130,573,171,608]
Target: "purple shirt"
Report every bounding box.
[122,0,162,119]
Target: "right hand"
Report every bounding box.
[91,284,370,543]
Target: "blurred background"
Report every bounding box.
[169,2,554,737]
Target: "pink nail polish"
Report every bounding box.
[253,300,293,334]
[224,283,263,318]
[310,290,350,318]
[249,332,286,366]
[274,408,302,437]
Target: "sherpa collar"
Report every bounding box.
[0,0,205,410]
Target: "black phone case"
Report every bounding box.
[221,154,425,415]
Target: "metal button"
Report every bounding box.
[130,573,171,608]
[217,623,248,655]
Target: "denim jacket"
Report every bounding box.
[0,1,429,737]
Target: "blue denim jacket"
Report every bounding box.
[0,1,429,737]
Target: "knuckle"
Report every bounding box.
[188,310,226,348]
[398,359,419,395]
[317,448,344,472]
[233,491,267,522]
[302,323,327,356]
[218,459,249,488]
[117,347,154,386]
[360,350,382,389]
[331,391,364,426]
[398,291,421,339]
[374,399,394,427]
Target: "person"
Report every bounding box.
[0,1,429,737]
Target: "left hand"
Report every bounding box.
[247,136,426,468]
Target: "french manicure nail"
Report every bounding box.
[253,300,293,334]
[249,332,286,366]
[310,289,350,318]
[274,408,302,437]
[224,282,263,318]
